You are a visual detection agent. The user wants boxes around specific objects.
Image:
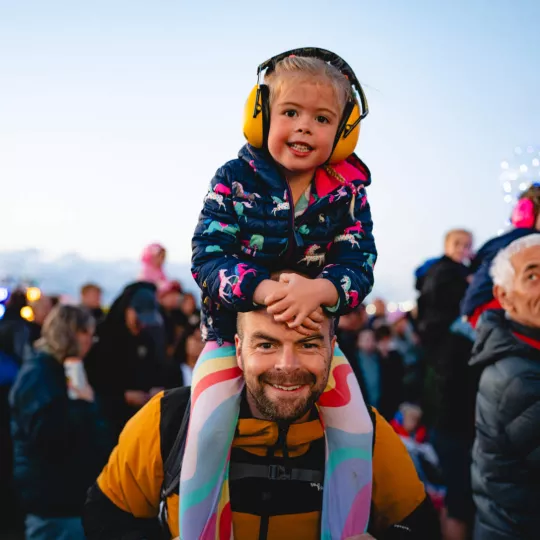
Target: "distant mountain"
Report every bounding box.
[0,249,416,307]
[0,249,196,305]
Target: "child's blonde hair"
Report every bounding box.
[264,56,353,113]
[444,229,473,245]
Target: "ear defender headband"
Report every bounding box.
[242,47,369,164]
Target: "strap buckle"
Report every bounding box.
[268,464,290,480]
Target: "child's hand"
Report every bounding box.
[294,307,325,336]
[265,274,325,328]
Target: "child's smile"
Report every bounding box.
[267,79,341,184]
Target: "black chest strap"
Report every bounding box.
[229,462,324,483]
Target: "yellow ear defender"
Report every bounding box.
[242,47,369,164]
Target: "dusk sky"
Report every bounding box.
[1,0,540,302]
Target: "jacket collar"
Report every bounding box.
[238,144,372,198]
[470,309,540,367]
[233,391,323,457]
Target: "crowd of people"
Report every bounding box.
[1,47,539,540]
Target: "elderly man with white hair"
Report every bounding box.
[470,235,540,540]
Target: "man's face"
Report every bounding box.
[82,288,102,309]
[496,245,540,327]
[235,310,335,423]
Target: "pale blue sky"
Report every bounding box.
[1,0,540,301]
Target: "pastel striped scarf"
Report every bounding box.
[179,342,373,539]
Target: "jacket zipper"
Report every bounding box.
[284,182,296,264]
[258,424,290,540]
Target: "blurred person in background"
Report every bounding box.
[174,324,204,387]
[375,324,405,421]
[462,183,540,328]
[84,282,167,438]
[367,297,387,328]
[388,311,423,402]
[178,290,200,328]
[417,229,473,348]
[157,280,185,357]
[431,317,480,540]
[336,303,368,392]
[0,290,31,535]
[356,328,380,410]
[80,283,105,324]
[138,243,169,292]
[416,229,473,425]
[27,295,54,345]
[9,305,112,540]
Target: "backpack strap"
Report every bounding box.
[158,394,190,537]
[161,395,191,498]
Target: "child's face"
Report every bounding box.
[402,408,422,433]
[267,77,341,181]
[445,233,472,264]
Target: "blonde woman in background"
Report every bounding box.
[9,305,112,540]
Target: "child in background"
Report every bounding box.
[391,403,445,512]
[184,48,376,539]
[138,243,169,291]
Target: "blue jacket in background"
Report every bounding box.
[470,310,540,539]
[192,144,377,343]
[9,352,112,517]
[461,228,539,317]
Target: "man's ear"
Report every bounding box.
[494,284,514,314]
[330,335,337,355]
[235,334,243,370]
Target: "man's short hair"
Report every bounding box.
[81,283,102,296]
[490,235,540,291]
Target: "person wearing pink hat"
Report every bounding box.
[138,243,170,292]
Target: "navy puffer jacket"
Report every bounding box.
[470,310,540,540]
[10,352,112,517]
[192,144,377,343]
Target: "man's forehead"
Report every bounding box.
[241,310,331,338]
[512,245,540,272]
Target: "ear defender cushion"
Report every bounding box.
[512,198,536,228]
[243,84,270,148]
[329,101,361,164]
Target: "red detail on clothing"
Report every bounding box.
[219,502,232,539]
[313,159,367,199]
[469,298,502,329]
[201,512,216,539]
[390,419,428,443]
[192,366,243,406]
[317,363,353,407]
[513,331,540,350]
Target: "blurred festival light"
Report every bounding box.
[26,287,41,303]
[499,145,540,230]
[0,305,5,319]
[387,302,398,313]
[20,306,34,321]
[400,300,415,312]
[0,287,9,303]
[366,303,376,315]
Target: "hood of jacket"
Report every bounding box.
[469,309,540,368]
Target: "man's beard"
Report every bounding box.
[245,366,329,423]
